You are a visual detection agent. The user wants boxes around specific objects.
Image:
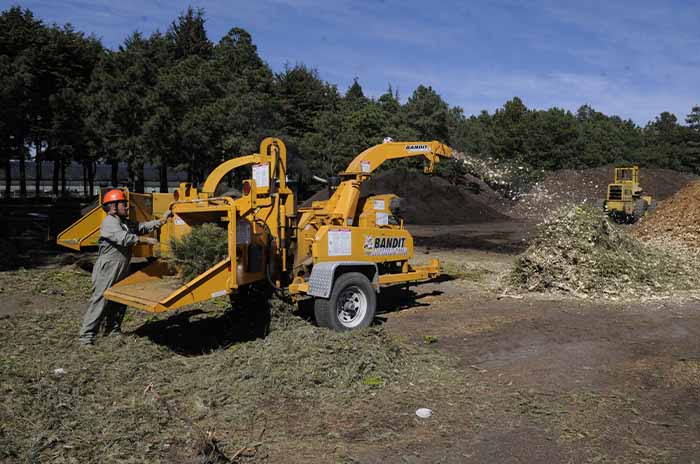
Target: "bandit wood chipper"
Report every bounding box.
[601,166,656,223]
[58,138,453,330]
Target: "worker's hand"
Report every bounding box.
[159,209,173,226]
[139,236,159,246]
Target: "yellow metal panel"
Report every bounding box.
[378,260,440,285]
[378,270,431,285]
[343,141,452,175]
[606,200,625,211]
[312,226,413,263]
[105,258,233,313]
[200,154,261,194]
[56,204,105,250]
[152,192,175,218]
[358,194,399,228]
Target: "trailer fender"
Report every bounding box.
[308,261,378,298]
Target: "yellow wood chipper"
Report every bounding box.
[601,166,656,223]
[58,137,453,330]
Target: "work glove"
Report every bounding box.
[160,209,173,226]
[139,236,159,246]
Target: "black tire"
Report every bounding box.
[314,272,377,331]
[632,199,646,222]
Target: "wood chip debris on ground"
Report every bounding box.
[510,205,700,297]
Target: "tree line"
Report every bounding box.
[2,5,699,198]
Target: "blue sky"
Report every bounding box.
[8,0,700,125]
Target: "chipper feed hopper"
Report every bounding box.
[58,137,453,330]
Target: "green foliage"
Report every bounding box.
[166,6,212,59]
[404,85,450,142]
[169,223,229,282]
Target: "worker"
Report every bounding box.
[78,189,171,345]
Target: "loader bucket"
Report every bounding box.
[104,257,233,313]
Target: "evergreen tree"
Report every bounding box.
[166,6,212,59]
[0,6,44,197]
[84,32,163,192]
[641,112,685,170]
[344,78,368,112]
[490,97,529,162]
[684,106,700,173]
[275,64,340,139]
[404,85,450,142]
[377,85,417,141]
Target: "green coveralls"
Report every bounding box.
[79,214,161,344]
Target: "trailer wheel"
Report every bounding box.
[314,272,377,331]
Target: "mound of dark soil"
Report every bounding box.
[302,169,508,225]
[511,166,695,219]
[363,170,509,224]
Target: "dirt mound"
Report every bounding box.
[633,181,700,247]
[302,169,509,225]
[511,166,695,219]
[511,206,700,297]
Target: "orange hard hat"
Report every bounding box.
[103,189,126,204]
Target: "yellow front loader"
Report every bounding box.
[601,166,656,223]
[58,137,452,330]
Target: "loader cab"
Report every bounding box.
[608,166,642,202]
[614,167,637,183]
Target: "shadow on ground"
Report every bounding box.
[377,284,445,315]
[132,304,272,356]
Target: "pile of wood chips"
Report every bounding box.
[633,181,700,248]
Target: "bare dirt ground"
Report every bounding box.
[2,220,700,463]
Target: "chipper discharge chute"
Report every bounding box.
[58,137,453,330]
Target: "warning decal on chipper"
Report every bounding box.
[405,144,431,152]
[363,235,408,256]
